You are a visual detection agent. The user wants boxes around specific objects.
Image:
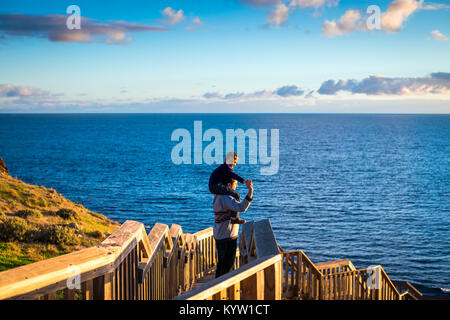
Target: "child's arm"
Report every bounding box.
[225,166,245,184]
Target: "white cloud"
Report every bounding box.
[322,0,426,37]
[289,0,339,9]
[159,7,185,25]
[267,3,290,27]
[421,2,450,10]
[381,0,423,32]
[430,29,449,40]
[193,17,203,25]
[240,0,282,7]
[322,9,361,37]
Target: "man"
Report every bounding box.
[209,151,249,224]
[213,177,253,278]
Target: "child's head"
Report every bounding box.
[223,178,238,190]
[225,151,238,168]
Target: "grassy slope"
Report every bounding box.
[0,169,120,271]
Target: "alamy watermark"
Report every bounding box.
[366,265,381,289]
[366,5,381,31]
[170,121,279,175]
[66,265,81,290]
[66,5,81,30]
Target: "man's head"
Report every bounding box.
[225,151,238,168]
[223,177,237,190]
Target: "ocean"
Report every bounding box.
[0,114,449,296]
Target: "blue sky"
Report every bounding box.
[0,0,449,112]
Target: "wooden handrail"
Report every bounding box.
[392,280,422,299]
[282,250,323,299]
[0,217,418,301]
[138,223,169,282]
[0,220,150,300]
[193,227,213,241]
[379,267,401,299]
[283,250,323,276]
[320,265,401,300]
[315,259,356,273]
[174,254,282,300]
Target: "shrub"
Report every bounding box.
[0,217,32,242]
[88,230,104,239]
[56,208,79,221]
[36,225,80,246]
[0,212,5,220]
[16,209,42,219]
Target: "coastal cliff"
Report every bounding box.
[0,158,120,271]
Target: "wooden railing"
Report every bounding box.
[282,250,323,300]
[316,259,356,275]
[391,280,422,300]
[193,227,216,281]
[280,251,402,300]
[0,218,417,301]
[0,220,216,300]
[321,266,401,300]
[174,254,282,300]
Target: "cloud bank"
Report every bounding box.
[0,13,168,44]
[0,84,50,97]
[203,84,306,101]
[318,73,450,95]
[2,73,449,112]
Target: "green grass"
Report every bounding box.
[0,242,62,271]
[0,169,120,272]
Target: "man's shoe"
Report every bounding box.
[230,218,246,225]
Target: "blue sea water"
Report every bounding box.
[0,114,449,295]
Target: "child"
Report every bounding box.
[209,151,249,224]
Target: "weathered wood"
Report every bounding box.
[253,219,280,258]
[316,259,356,274]
[175,254,282,300]
[0,247,116,300]
[263,262,281,300]
[63,288,75,300]
[43,292,57,300]
[193,227,213,241]
[82,279,93,300]
[1,217,409,302]
[227,282,240,300]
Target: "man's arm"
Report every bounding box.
[221,181,253,212]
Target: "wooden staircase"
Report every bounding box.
[0,218,423,300]
[178,219,423,300]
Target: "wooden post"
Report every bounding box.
[93,275,104,300]
[43,292,57,300]
[241,270,264,300]
[227,283,240,300]
[63,288,75,300]
[264,264,276,300]
[92,273,113,300]
[104,273,113,300]
[284,254,289,297]
[263,261,281,300]
[82,279,93,300]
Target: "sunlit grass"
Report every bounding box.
[0,171,120,271]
